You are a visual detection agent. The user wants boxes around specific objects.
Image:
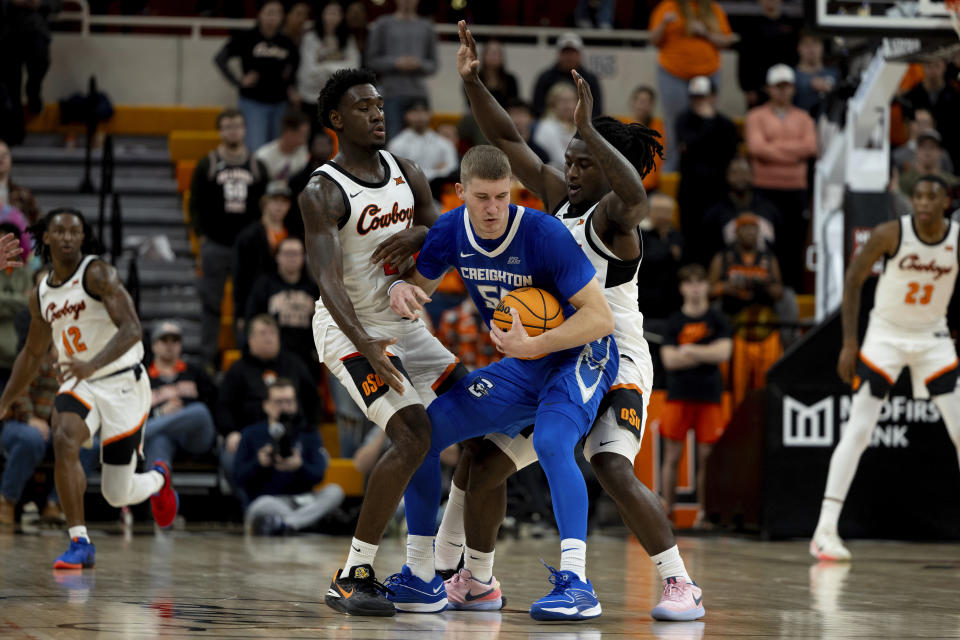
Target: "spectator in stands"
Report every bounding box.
[476,40,519,107]
[630,85,666,192]
[282,0,310,47]
[387,99,459,197]
[236,378,342,534]
[531,33,603,119]
[898,130,959,197]
[217,314,317,486]
[366,0,438,140]
[675,76,739,266]
[296,0,360,129]
[659,263,732,527]
[648,0,736,172]
[736,0,798,109]
[792,32,840,116]
[745,64,817,291]
[233,181,293,337]
[214,0,300,151]
[256,110,311,180]
[637,193,684,322]
[286,130,334,238]
[344,1,370,67]
[903,58,960,169]
[189,108,268,369]
[144,320,217,470]
[0,0,57,144]
[0,225,30,389]
[894,109,954,174]
[702,155,780,261]
[244,237,320,374]
[532,83,578,170]
[576,0,616,29]
[0,346,59,526]
[0,140,40,225]
[709,213,783,320]
[506,99,550,164]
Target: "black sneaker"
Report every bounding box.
[325,564,395,616]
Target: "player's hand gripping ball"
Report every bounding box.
[492,287,564,359]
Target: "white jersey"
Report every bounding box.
[312,151,416,325]
[38,255,144,380]
[872,215,959,332]
[554,200,645,357]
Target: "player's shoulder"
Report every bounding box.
[521,205,566,232]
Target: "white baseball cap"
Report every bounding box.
[766,64,796,86]
[688,76,713,96]
[556,32,584,52]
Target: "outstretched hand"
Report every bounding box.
[572,69,594,132]
[457,20,480,80]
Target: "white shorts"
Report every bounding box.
[314,314,461,428]
[487,343,654,468]
[53,365,151,465]
[857,318,959,399]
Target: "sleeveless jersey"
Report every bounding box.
[554,200,645,354]
[873,215,960,331]
[312,151,416,324]
[38,255,144,380]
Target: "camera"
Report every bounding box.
[268,412,300,459]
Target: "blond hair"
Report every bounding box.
[460,145,512,185]
[677,0,720,35]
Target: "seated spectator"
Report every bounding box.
[898,130,960,198]
[476,40,519,107]
[903,58,960,169]
[630,85,665,191]
[793,31,840,116]
[282,0,310,47]
[893,109,954,174]
[217,315,317,486]
[286,130,334,238]
[387,100,459,196]
[255,110,311,180]
[532,83,578,170]
[736,0,798,109]
[506,99,550,164]
[236,378,343,534]
[297,0,360,129]
[745,64,817,290]
[234,181,294,334]
[244,237,320,374]
[637,194,684,321]
[675,76,739,266]
[144,320,217,470]
[660,263,732,527]
[0,225,30,391]
[0,346,60,526]
[701,156,780,260]
[0,141,41,225]
[531,33,603,118]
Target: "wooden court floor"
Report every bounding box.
[1,530,958,639]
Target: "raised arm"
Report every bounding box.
[300,176,406,393]
[457,21,567,210]
[0,288,52,417]
[837,220,900,383]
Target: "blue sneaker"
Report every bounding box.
[529,563,602,621]
[384,565,448,613]
[53,538,96,570]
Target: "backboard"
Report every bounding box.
[808,0,959,38]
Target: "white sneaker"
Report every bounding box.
[809,529,851,561]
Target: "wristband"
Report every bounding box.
[387,280,407,297]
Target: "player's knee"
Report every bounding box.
[100,478,129,508]
[591,451,634,491]
[466,454,510,494]
[52,421,84,457]
[389,421,431,465]
[532,428,572,462]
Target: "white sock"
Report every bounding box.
[343,538,378,576]
[816,498,843,534]
[651,545,690,582]
[68,525,89,542]
[435,483,466,570]
[406,534,436,582]
[560,538,586,582]
[465,546,495,583]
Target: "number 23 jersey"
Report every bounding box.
[872,215,959,332]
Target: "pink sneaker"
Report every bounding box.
[651,577,705,621]
[443,568,503,611]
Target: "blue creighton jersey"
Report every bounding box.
[416,204,596,326]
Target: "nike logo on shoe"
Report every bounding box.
[693,594,703,606]
[336,584,354,598]
[465,588,496,601]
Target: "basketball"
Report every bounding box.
[492,287,564,336]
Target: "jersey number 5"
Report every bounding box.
[61,326,87,357]
[905,282,934,305]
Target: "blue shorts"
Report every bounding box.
[426,336,619,450]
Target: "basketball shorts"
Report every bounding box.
[429,336,618,456]
[488,342,652,469]
[314,315,463,429]
[53,364,151,465]
[856,318,959,399]
[659,400,726,445]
